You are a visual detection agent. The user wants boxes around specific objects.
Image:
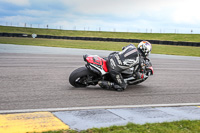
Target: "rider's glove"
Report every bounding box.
[135,72,148,80]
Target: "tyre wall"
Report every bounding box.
[0,32,199,47]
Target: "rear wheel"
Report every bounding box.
[69,67,97,87]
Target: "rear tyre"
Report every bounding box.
[69,67,96,87]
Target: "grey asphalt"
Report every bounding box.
[1,44,200,130]
[0,44,200,111]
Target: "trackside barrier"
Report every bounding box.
[0,32,200,47]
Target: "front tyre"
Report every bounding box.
[69,67,97,87]
[131,78,147,85]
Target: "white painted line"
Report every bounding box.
[1,103,200,114]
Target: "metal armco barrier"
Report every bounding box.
[0,32,200,47]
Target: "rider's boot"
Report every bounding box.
[98,81,126,92]
[98,81,112,89]
[112,83,125,92]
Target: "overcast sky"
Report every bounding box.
[0,0,200,33]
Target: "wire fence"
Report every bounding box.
[1,22,200,34]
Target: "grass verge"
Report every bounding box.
[0,37,200,57]
[42,120,200,133]
[1,26,200,42]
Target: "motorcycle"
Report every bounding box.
[69,54,153,88]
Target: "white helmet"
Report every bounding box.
[138,41,152,56]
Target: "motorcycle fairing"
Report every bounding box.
[84,55,108,75]
[147,66,154,75]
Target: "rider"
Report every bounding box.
[98,41,152,91]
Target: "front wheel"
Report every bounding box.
[69,67,98,87]
[131,78,147,85]
[127,77,148,85]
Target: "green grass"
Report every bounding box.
[42,120,200,133]
[1,37,200,57]
[0,37,128,51]
[1,26,200,42]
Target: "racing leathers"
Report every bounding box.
[98,44,147,91]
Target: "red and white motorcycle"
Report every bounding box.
[69,54,153,87]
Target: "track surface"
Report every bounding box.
[0,44,200,110]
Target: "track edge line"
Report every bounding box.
[1,103,200,114]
